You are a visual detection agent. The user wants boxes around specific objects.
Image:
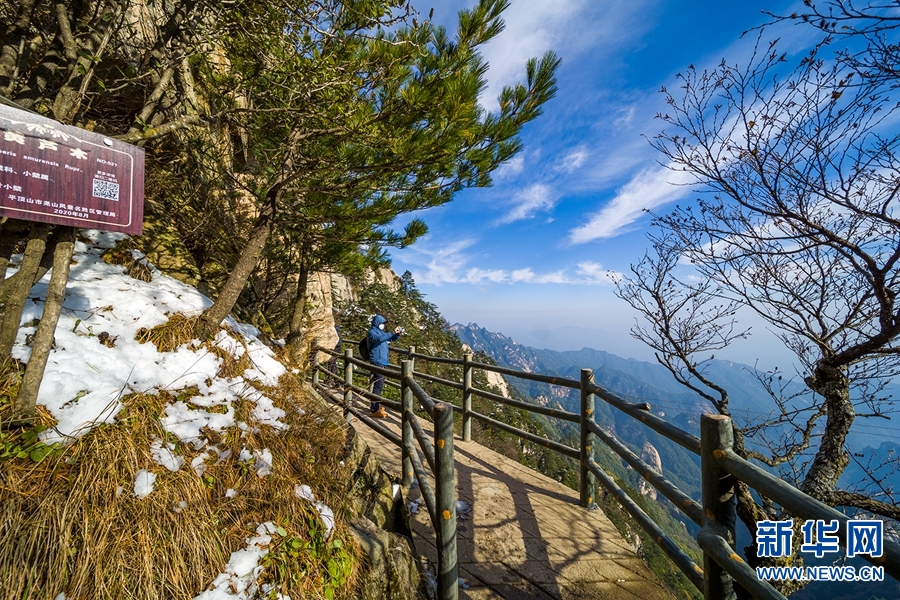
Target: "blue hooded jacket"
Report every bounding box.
[366,314,400,365]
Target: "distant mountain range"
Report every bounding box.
[450,322,899,464]
[451,322,781,420]
[450,325,900,598]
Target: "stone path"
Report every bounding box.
[351,408,676,600]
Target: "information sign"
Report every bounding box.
[0,103,144,234]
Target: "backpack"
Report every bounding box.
[358,336,371,360]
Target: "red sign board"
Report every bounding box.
[0,103,144,234]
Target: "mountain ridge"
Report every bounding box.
[449,321,777,419]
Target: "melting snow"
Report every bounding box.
[133,469,156,499]
[192,522,276,600]
[253,449,274,478]
[294,484,335,538]
[151,438,184,472]
[8,231,289,444]
[4,231,337,595]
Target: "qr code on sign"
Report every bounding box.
[92,178,119,201]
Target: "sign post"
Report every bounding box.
[0,103,144,234]
[0,103,145,422]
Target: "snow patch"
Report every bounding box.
[253,449,273,478]
[151,439,184,472]
[9,235,290,445]
[294,484,335,538]
[134,469,156,499]
[193,522,276,600]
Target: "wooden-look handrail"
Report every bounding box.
[312,343,899,599]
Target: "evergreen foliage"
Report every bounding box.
[0,0,559,346]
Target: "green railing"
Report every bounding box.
[312,343,900,600]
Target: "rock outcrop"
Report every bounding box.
[638,442,662,501]
[302,269,403,365]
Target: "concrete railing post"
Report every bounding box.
[434,402,458,600]
[342,348,354,423]
[462,352,473,442]
[701,413,737,600]
[401,360,414,488]
[579,368,598,509]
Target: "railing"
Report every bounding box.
[312,347,458,600]
[311,343,900,600]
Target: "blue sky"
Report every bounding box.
[389,0,815,368]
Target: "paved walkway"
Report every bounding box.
[350,407,676,600]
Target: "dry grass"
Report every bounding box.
[0,357,22,410]
[205,334,253,380]
[135,313,200,353]
[101,239,153,282]
[0,372,362,600]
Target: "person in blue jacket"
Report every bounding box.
[366,314,403,418]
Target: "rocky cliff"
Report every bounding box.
[638,442,663,501]
[290,268,403,365]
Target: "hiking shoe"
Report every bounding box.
[370,407,387,419]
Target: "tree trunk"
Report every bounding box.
[0,218,30,281]
[196,202,274,339]
[0,223,50,359]
[0,224,68,303]
[0,219,5,280]
[15,14,68,110]
[287,242,311,342]
[126,0,205,136]
[13,227,74,422]
[801,363,853,499]
[0,0,37,96]
[51,1,120,123]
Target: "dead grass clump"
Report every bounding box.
[135,313,199,353]
[127,260,153,282]
[0,357,23,410]
[0,376,363,600]
[0,358,59,463]
[0,392,225,600]
[100,238,138,267]
[101,238,154,282]
[205,334,253,380]
[33,405,58,429]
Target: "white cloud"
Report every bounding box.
[614,105,636,128]
[511,268,534,282]
[568,165,694,243]
[403,238,477,284]
[533,271,571,284]
[450,263,616,286]
[505,268,571,284]
[577,261,624,284]
[574,133,655,190]
[465,268,508,283]
[476,0,583,110]
[475,0,654,111]
[576,261,606,281]
[555,148,588,174]
[495,155,525,180]
[500,183,558,223]
[399,240,620,285]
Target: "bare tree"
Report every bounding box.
[767,0,900,87]
[614,31,900,571]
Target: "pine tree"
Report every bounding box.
[193,0,560,339]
